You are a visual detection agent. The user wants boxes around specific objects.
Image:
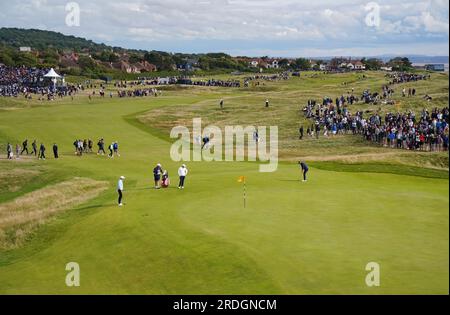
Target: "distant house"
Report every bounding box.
[19,46,31,52]
[310,60,327,71]
[264,59,280,69]
[111,60,156,73]
[425,64,445,72]
[113,61,135,73]
[178,62,194,71]
[338,60,365,71]
[352,61,366,70]
[380,66,393,72]
[59,53,79,69]
[135,61,157,72]
[178,58,199,71]
[249,60,259,68]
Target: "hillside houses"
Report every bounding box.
[329,57,366,71]
[111,60,157,73]
[309,60,327,71]
[59,52,79,68]
[338,60,366,70]
[245,57,368,71]
[247,58,280,69]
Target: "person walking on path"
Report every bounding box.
[6,143,13,159]
[97,138,106,155]
[108,142,114,158]
[15,144,20,159]
[178,164,188,189]
[39,143,46,160]
[21,139,29,155]
[113,141,120,157]
[117,176,125,206]
[31,140,37,156]
[53,143,59,159]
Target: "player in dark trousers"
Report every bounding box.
[21,139,29,155]
[108,142,114,158]
[97,138,106,155]
[53,143,59,159]
[6,143,13,159]
[299,161,309,182]
[39,143,46,160]
[177,164,188,189]
[31,140,37,156]
[153,163,162,189]
[117,176,125,206]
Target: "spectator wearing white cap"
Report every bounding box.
[117,176,125,206]
[178,164,188,189]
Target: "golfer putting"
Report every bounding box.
[117,176,125,206]
[299,161,309,182]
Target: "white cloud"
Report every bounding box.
[0,0,448,56]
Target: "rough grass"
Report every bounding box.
[311,161,449,179]
[0,177,108,250]
[0,169,40,194]
[138,71,449,169]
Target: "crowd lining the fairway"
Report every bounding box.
[2,65,449,161]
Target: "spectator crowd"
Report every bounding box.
[302,97,449,152]
[0,65,84,99]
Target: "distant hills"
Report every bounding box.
[0,28,112,52]
[0,27,447,79]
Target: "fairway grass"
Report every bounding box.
[0,72,448,294]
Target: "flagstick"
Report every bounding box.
[243,181,246,208]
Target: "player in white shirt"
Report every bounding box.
[177,164,188,189]
[117,176,125,206]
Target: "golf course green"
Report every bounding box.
[0,72,448,294]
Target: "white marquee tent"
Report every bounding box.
[44,68,64,90]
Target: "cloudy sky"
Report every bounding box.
[0,0,448,57]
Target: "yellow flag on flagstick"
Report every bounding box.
[237,176,246,183]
